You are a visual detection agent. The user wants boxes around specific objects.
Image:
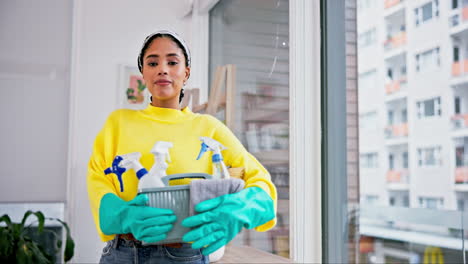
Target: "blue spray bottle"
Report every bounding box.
[104,152,148,192]
[196,137,230,179]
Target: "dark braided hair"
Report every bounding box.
[138,34,189,104]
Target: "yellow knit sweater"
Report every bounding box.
[87,105,277,241]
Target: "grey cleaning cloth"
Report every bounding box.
[189,178,245,216]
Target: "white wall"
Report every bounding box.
[68,0,192,262]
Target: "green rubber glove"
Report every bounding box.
[99,193,176,243]
[181,187,275,255]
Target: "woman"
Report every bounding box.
[87,30,277,264]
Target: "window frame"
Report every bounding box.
[414,0,440,27]
[191,0,323,262]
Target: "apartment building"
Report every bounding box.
[358,0,466,261]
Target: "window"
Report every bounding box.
[209,0,290,257]
[403,195,409,207]
[359,111,378,134]
[458,199,464,211]
[456,146,465,167]
[401,109,407,123]
[419,197,444,209]
[389,154,395,169]
[454,46,460,62]
[388,110,394,125]
[358,28,376,48]
[360,153,379,168]
[455,97,461,114]
[403,152,409,168]
[453,0,459,9]
[417,146,442,167]
[415,1,439,26]
[389,195,410,207]
[422,2,433,22]
[359,70,377,91]
[358,0,376,12]
[363,195,379,205]
[353,0,466,262]
[417,97,441,118]
[416,47,441,72]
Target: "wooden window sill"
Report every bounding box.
[219,245,293,263]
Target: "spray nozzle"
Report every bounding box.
[196,137,226,161]
[104,152,148,192]
[196,142,209,160]
[104,156,126,192]
[151,141,173,163]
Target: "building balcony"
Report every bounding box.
[452,60,468,77]
[450,6,468,28]
[455,167,468,191]
[385,123,408,139]
[384,0,402,10]
[385,77,407,95]
[449,6,468,36]
[384,32,406,51]
[451,114,468,130]
[386,169,409,190]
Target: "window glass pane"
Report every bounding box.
[424,99,435,116]
[422,3,433,22]
[354,0,466,262]
[209,0,289,257]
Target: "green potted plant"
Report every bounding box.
[0,210,74,263]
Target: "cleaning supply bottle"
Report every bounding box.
[104,152,148,192]
[196,137,230,179]
[147,141,173,186]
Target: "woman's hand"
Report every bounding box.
[99,193,177,243]
[181,187,275,255]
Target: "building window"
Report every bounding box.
[388,110,394,125]
[456,146,465,167]
[454,46,460,62]
[453,0,459,9]
[359,111,379,134]
[389,195,410,207]
[458,199,465,211]
[416,97,441,118]
[401,109,407,123]
[360,153,379,168]
[403,152,409,168]
[416,47,441,72]
[418,197,444,209]
[403,195,409,207]
[363,195,379,205]
[359,70,377,91]
[455,97,461,114]
[358,0,377,12]
[358,28,377,49]
[389,154,395,170]
[417,146,442,167]
[415,0,439,26]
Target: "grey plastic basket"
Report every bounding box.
[138,173,211,245]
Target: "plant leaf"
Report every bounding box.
[0,214,12,228]
[0,227,14,258]
[49,218,75,262]
[21,211,45,233]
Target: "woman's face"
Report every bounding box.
[142,37,190,108]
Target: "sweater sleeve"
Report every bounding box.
[212,119,277,232]
[87,112,120,242]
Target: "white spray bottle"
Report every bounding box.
[196,137,230,179]
[147,141,173,187]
